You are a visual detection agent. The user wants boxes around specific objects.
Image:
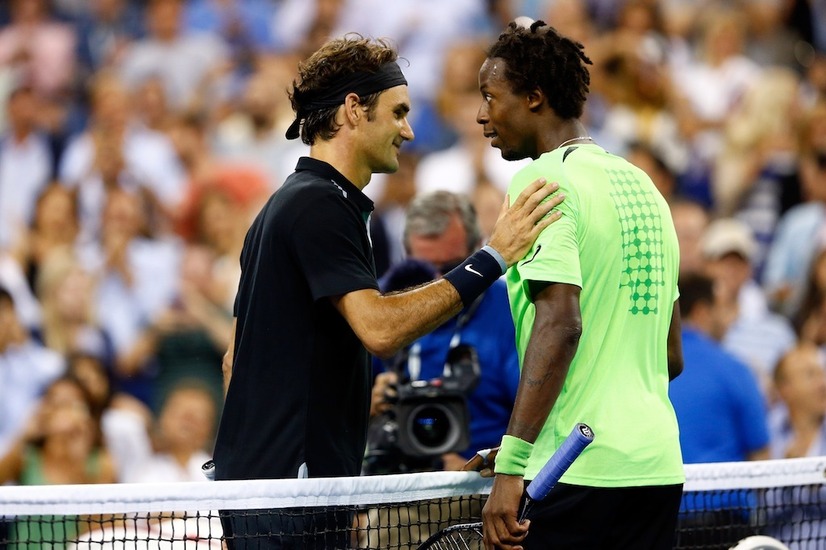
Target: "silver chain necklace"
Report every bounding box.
[556,136,592,150]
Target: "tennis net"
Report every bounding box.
[0,457,824,549]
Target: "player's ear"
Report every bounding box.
[342,93,363,129]
[527,88,544,112]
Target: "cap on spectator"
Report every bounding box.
[701,218,756,262]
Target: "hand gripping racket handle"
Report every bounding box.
[525,423,594,502]
[416,423,594,549]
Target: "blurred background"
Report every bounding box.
[0,0,825,487]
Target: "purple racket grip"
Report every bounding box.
[526,423,594,502]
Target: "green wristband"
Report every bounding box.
[494,435,534,476]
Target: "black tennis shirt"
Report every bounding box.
[213,157,379,480]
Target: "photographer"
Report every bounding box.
[366,190,520,474]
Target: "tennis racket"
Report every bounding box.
[416,423,594,550]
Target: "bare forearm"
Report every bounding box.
[335,179,572,358]
[667,300,683,381]
[222,350,232,397]
[335,279,463,358]
[222,319,237,397]
[507,285,581,442]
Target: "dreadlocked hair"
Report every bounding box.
[289,34,400,145]
[487,20,592,120]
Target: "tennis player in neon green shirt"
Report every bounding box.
[473,20,685,550]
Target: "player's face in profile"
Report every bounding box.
[477,57,532,161]
[362,85,414,174]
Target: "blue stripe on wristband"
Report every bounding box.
[443,248,502,307]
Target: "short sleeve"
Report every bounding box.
[509,163,582,300]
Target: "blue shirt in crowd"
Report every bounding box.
[669,327,769,464]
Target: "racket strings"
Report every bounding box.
[425,524,484,549]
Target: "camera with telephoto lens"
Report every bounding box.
[363,344,481,475]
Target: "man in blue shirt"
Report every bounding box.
[670,272,769,549]
[670,272,769,463]
[368,191,520,473]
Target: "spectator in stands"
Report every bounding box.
[0,373,117,485]
[701,218,796,395]
[0,247,41,332]
[415,39,528,198]
[0,286,64,457]
[169,112,270,239]
[714,64,802,217]
[670,198,710,276]
[34,249,115,367]
[331,0,494,153]
[0,86,52,254]
[182,0,276,72]
[59,71,186,242]
[67,352,153,483]
[114,242,228,414]
[118,0,231,113]
[540,0,594,47]
[133,75,173,134]
[670,272,770,464]
[367,191,520,475]
[0,0,77,100]
[594,18,689,182]
[74,0,145,77]
[191,187,257,309]
[713,67,803,269]
[213,67,308,190]
[126,380,216,483]
[741,0,801,68]
[169,112,269,313]
[364,151,420,277]
[268,0,345,59]
[670,7,763,208]
[13,184,79,296]
[801,52,826,107]
[770,344,826,459]
[77,187,181,405]
[763,346,826,549]
[763,105,826,318]
[670,272,770,550]
[0,374,116,546]
[625,141,678,202]
[166,111,220,198]
[795,247,826,338]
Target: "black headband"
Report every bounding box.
[285,61,408,140]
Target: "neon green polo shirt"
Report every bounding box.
[506,143,684,487]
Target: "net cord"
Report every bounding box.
[2,457,825,516]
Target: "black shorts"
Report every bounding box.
[219,508,352,550]
[521,482,683,550]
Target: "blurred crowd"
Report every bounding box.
[0,0,825,491]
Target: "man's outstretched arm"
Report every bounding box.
[333,179,564,358]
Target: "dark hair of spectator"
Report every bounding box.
[677,272,714,318]
[486,20,592,120]
[288,34,399,145]
[67,352,115,414]
[34,373,103,448]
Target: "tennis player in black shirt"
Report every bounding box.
[212,34,563,549]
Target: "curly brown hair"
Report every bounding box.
[487,21,592,120]
[289,35,400,145]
